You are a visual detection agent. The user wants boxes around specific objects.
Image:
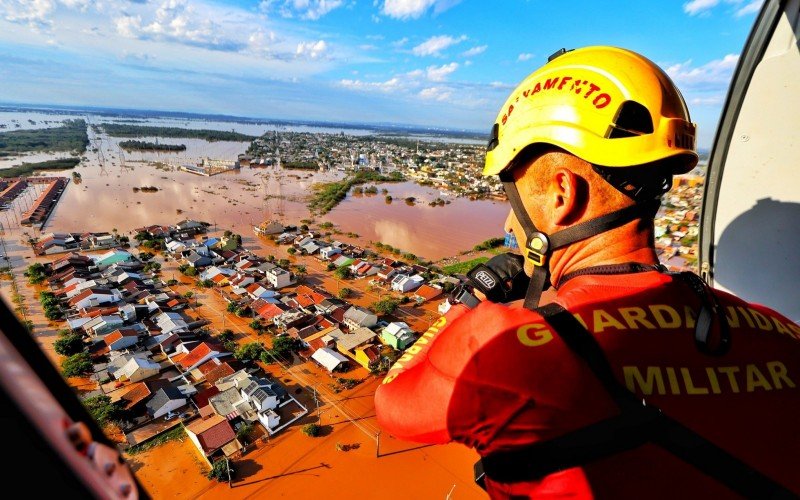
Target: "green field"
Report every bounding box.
[0,120,88,155]
[308,170,404,214]
[100,123,256,142]
[442,256,489,275]
[0,158,81,178]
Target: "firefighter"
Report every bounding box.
[374,46,800,499]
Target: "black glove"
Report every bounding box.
[466,253,529,303]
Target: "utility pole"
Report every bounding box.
[376,431,381,458]
[314,384,320,424]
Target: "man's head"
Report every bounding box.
[484,46,698,305]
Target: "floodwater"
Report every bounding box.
[0,110,507,261]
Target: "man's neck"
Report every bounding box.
[548,221,659,287]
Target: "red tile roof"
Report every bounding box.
[104,328,139,346]
[186,415,237,455]
[119,382,152,410]
[204,363,235,385]
[179,342,218,370]
[414,284,443,301]
[192,386,221,409]
[257,302,289,321]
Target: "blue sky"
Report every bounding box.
[0,0,763,147]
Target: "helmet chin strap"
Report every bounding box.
[501,177,660,310]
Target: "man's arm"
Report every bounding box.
[374,304,471,444]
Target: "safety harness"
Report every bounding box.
[500,172,661,309]
[472,266,793,497]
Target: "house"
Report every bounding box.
[332,255,354,268]
[319,246,342,259]
[145,386,188,418]
[265,267,294,289]
[326,327,378,370]
[311,347,349,372]
[85,315,125,338]
[178,342,226,373]
[343,306,378,330]
[376,265,398,281]
[104,328,140,351]
[68,287,120,309]
[414,284,443,303]
[113,355,161,383]
[199,266,235,282]
[184,250,212,268]
[174,219,208,235]
[245,282,280,301]
[93,249,133,269]
[391,274,425,293]
[198,359,236,385]
[380,322,416,350]
[255,302,290,324]
[254,220,285,236]
[185,414,243,465]
[154,311,189,334]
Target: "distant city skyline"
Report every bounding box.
[0,0,763,148]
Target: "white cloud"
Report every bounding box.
[517,52,533,62]
[683,0,719,15]
[391,36,409,47]
[381,0,462,20]
[461,45,486,57]
[426,62,457,81]
[666,53,739,88]
[339,77,402,92]
[2,0,56,28]
[419,86,451,101]
[265,0,345,20]
[411,34,466,56]
[735,0,763,16]
[296,39,328,59]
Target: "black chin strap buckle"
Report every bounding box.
[525,232,550,267]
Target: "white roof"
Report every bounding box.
[312,348,349,372]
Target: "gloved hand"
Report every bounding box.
[466,253,529,303]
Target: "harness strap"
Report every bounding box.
[476,303,794,498]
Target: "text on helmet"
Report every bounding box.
[502,76,612,125]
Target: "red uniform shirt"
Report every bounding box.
[374,271,800,498]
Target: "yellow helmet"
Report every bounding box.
[484,46,698,176]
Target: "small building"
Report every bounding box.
[145,386,188,419]
[312,347,349,372]
[343,306,378,330]
[265,267,294,289]
[93,249,133,269]
[113,356,161,383]
[391,274,425,293]
[380,322,416,350]
[104,328,140,351]
[185,414,243,465]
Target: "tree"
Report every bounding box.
[261,336,301,363]
[25,263,46,284]
[138,251,154,262]
[235,342,265,362]
[338,287,354,299]
[333,267,351,280]
[301,423,321,437]
[371,297,400,315]
[287,247,297,255]
[278,259,290,268]
[236,423,255,445]
[219,329,235,343]
[207,458,233,481]
[249,319,264,332]
[183,291,194,299]
[83,395,123,427]
[226,301,239,313]
[62,352,93,377]
[326,262,336,271]
[54,333,84,356]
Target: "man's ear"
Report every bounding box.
[549,168,586,226]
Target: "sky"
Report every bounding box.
[0,0,764,147]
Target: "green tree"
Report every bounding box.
[338,287,354,299]
[207,458,233,481]
[326,262,336,271]
[333,267,351,280]
[278,259,290,268]
[287,247,297,255]
[62,352,93,377]
[235,342,265,362]
[25,263,46,284]
[54,333,84,356]
[83,395,123,427]
[301,423,321,437]
[219,329,235,343]
[236,423,255,445]
[227,301,239,313]
[370,297,400,315]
